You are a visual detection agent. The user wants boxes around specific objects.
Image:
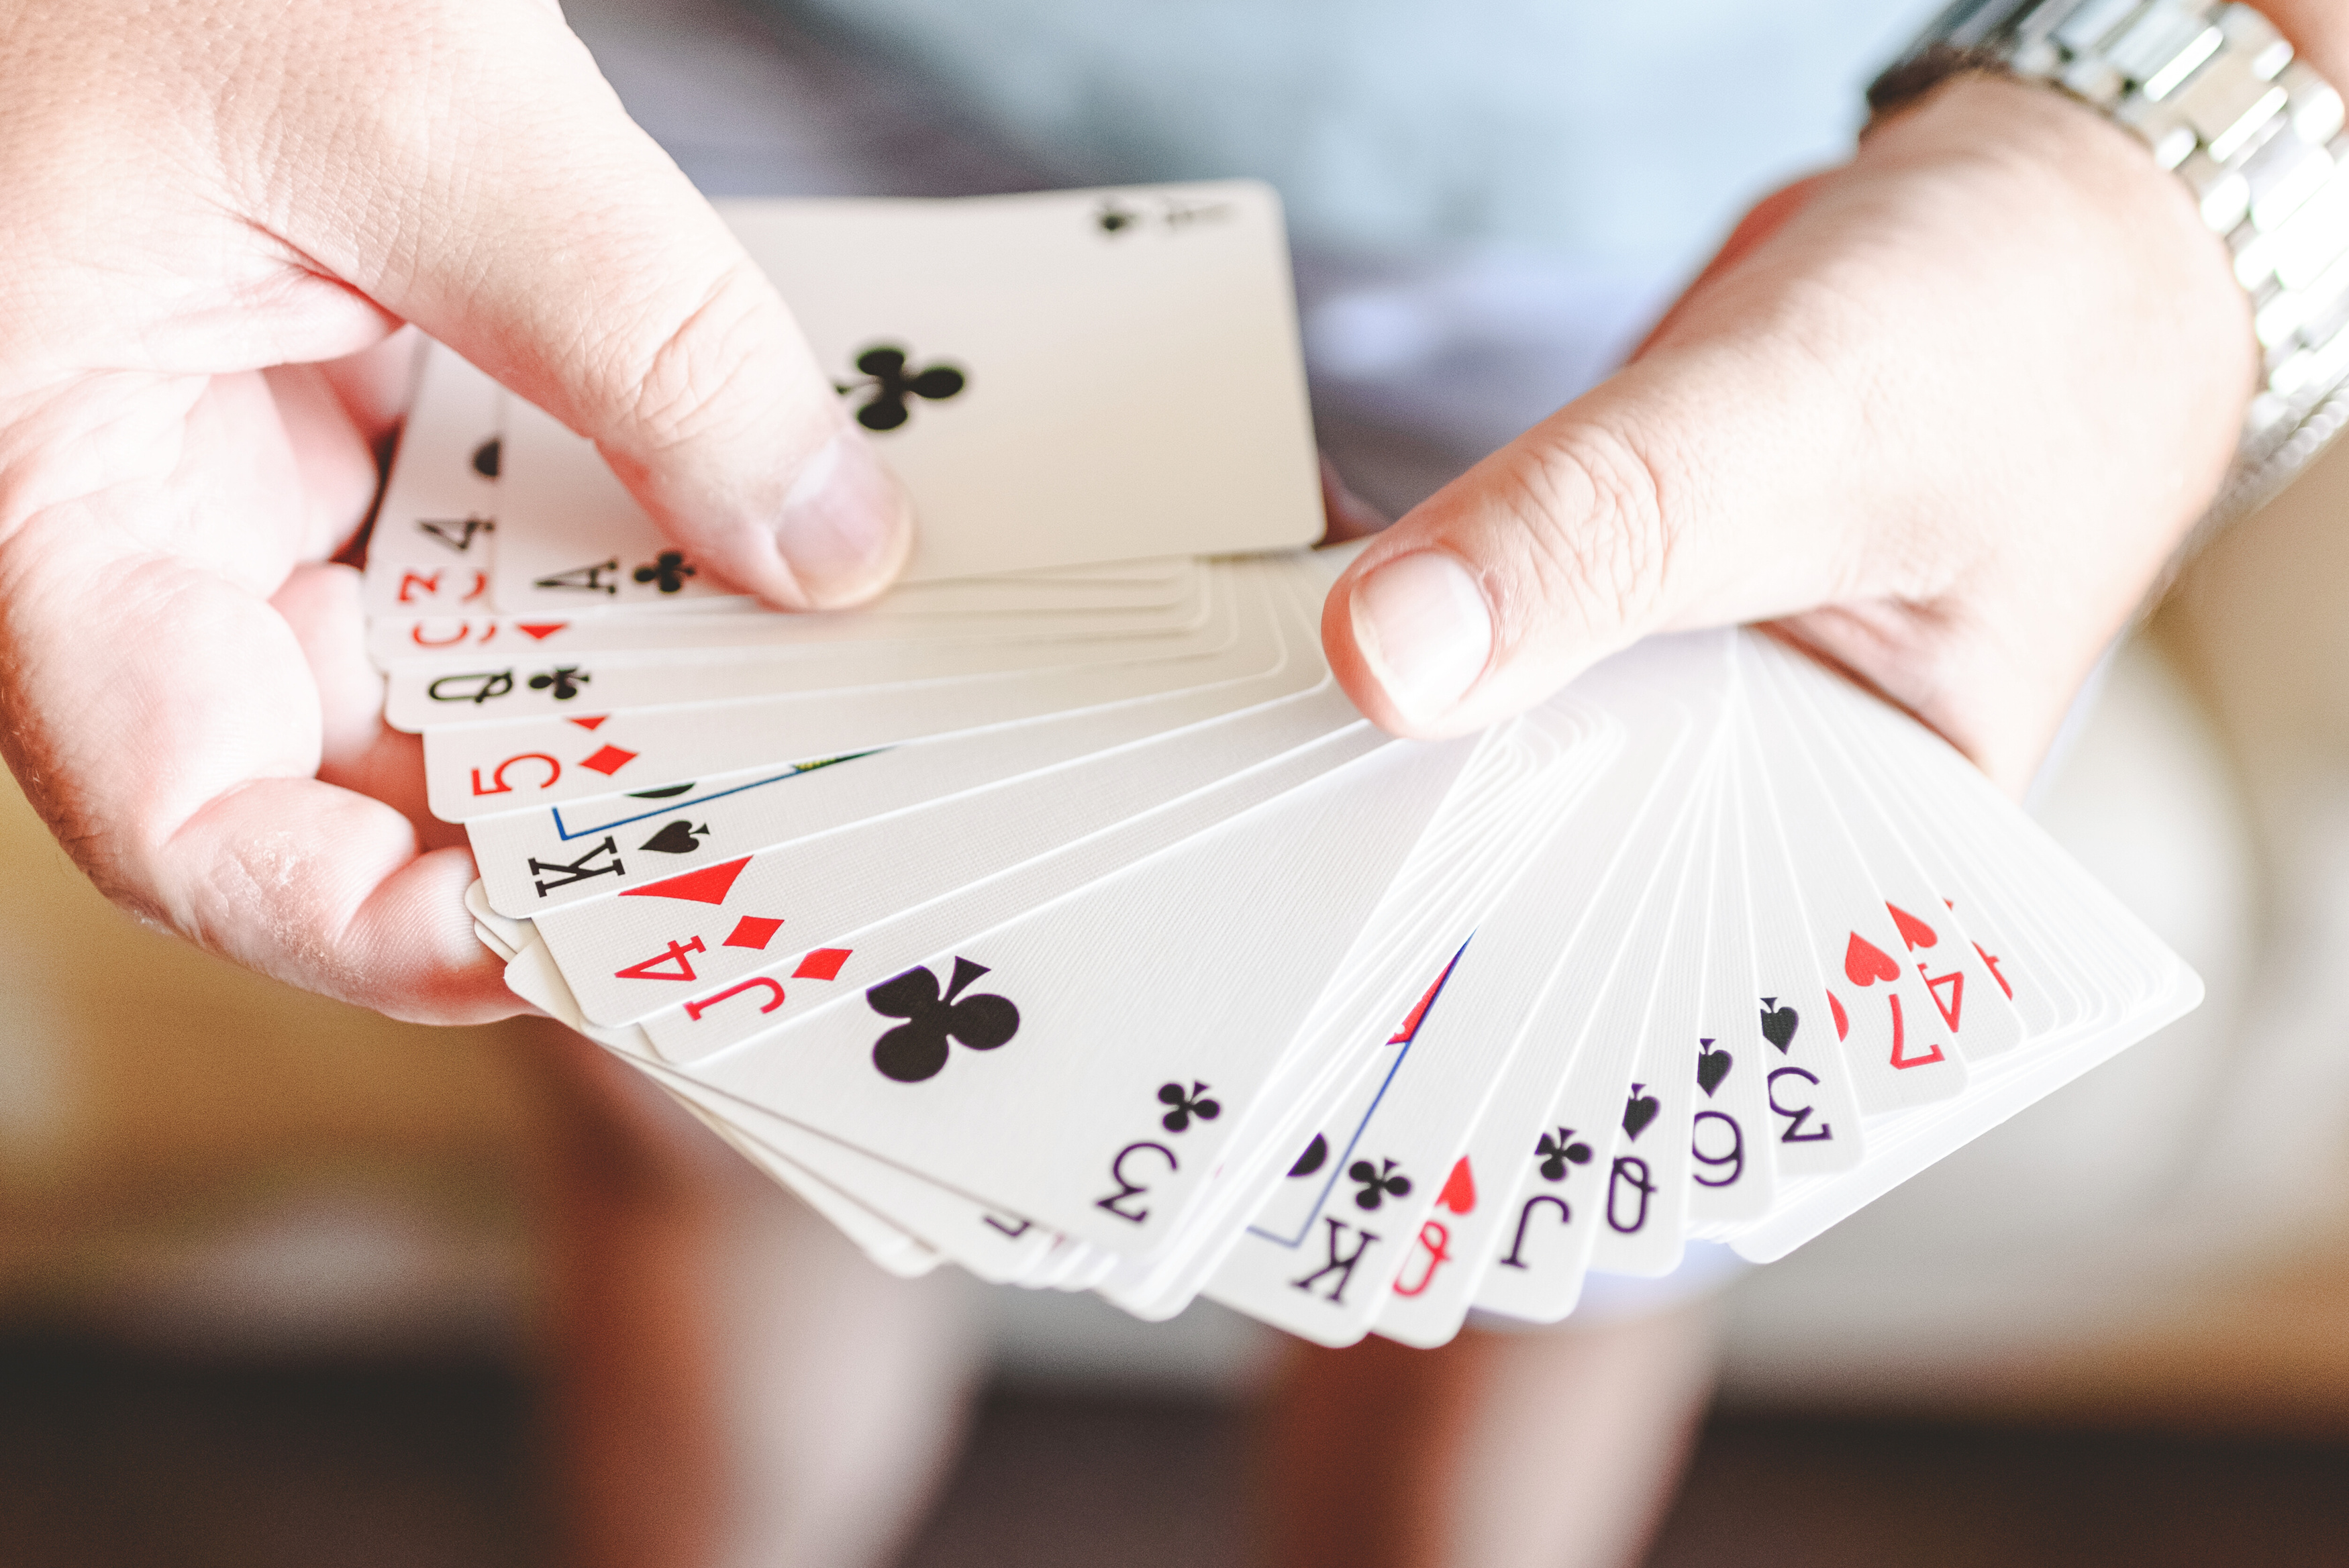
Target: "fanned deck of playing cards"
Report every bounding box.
[365,182,2200,1347]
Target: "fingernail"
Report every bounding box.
[774,430,914,605]
[1349,552,1493,722]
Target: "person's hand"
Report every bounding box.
[0,0,913,1021]
[1319,72,2256,792]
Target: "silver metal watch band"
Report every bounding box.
[1874,0,2349,519]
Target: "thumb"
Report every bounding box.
[279,3,911,609]
[1320,181,1851,738]
[1322,72,2250,742]
[1320,331,1854,737]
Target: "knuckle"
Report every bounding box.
[1485,421,1680,649]
[609,258,797,460]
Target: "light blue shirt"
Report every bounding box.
[775,0,1942,278]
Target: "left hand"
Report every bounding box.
[1318,72,2254,792]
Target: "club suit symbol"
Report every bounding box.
[1156,1082,1221,1133]
[1536,1128,1592,1182]
[864,956,1019,1083]
[1347,1157,1411,1212]
[632,551,696,594]
[527,666,589,700]
[835,344,968,431]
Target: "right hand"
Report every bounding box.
[0,0,912,1021]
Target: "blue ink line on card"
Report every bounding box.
[548,749,887,839]
[1246,937,1472,1251]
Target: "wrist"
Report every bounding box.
[1868,2,2349,521]
[2244,0,2349,89]
[1862,69,2252,476]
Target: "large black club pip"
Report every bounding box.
[864,957,1019,1083]
[836,345,967,431]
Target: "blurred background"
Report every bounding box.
[13,0,2349,1563]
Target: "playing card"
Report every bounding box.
[487,182,1319,609]
[503,918,1074,1282]
[362,342,503,618]
[1681,792,1783,1231]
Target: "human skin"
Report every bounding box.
[0,0,910,1022]
[1326,0,2349,791]
[1326,70,2254,793]
[0,0,2333,1022]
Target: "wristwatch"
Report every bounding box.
[1873,0,2349,521]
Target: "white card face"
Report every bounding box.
[1744,643,2027,1068]
[497,933,968,1278]
[1577,769,1713,1282]
[1092,719,1607,1321]
[1205,951,1472,1345]
[499,923,1067,1282]
[733,185,1323,582]
[623,1045,1066,1286]
[1750,637,2056,1047]
[1466,803,1709,1324]
[491,399,751,612]
[487,182,1321,610]
[1681,795,1781,1229]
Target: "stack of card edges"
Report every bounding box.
[365,184,2199,1348]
